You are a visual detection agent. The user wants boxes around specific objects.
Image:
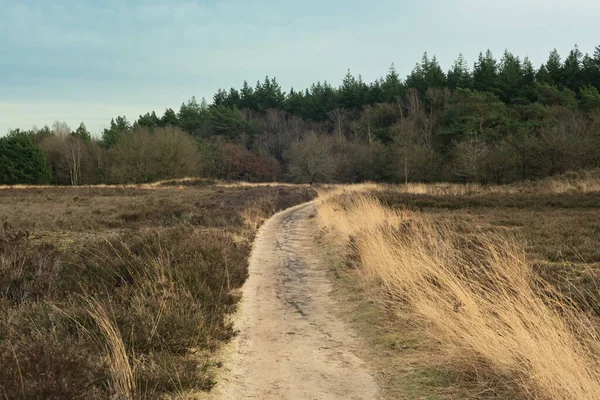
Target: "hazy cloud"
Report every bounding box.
[1,0,598,133]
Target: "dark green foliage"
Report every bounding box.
[473,50,499,94]
[447,54,472,90]
[405,53,447,95]
[440,89,509,138]
[0,132,51,184]
[564,46,585,93]
[177,96,208,136]
[135,111,160,131]
[102,116,131,147]
[207,105,252,138]
[72,122,91,141]
[160,108,179,127]
[580,86,600,111]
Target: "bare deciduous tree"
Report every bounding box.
[286,132,335,183]
[107,126,201,184]
[328,108,350,138]
[452,135,489,182]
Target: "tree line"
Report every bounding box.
[2,45,600,185]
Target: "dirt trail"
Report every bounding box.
[210,202,379,400]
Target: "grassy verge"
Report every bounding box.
[318,237,469,399]
[0,183,315,399]
[316,178,600,399]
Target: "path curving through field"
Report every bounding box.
[210,202,379,400]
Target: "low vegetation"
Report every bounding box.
[317,174,600,399]
[0,183,315,399]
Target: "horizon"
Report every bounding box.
[1,0,599,135]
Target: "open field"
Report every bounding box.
[0,183,315,399]
[317,174,600,399]
[3,173,600,399]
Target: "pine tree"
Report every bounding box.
[520,57,536,102]
[178,97,206,135]
[339,70,359,110]
[381,64,404,103]
[498,50,524,103]
[580,85,600,111]
[254,77,285,112]
[545,48,564,86]
[425,56,447,89]
[473,50,499,94]
[447,54,472,90]
[0,131,51,184]
[213,89,228,106]
[405,55,427,94]
[161,108,179,127]
[225,88,241,108]
[102,116,131,147]
[563,45,584,93]
[135,112,160,131]
[239,81,256,110]
[72,122,91,141]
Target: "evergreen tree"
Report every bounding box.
[405,53,431,94]
[254,77,285,112]
[424,56,447,89]
[537,64,550,84]
[72,122,91,141]
[29,125,54,145]
[285,88,308,118]
[381,64,404,103]
[473,50,499,94]
[102,116,131,147]
[369,78,384,104]
[161,108,179,127]
[563,45,584,93]
[225,88,241,108]
[339,70,360,110]
[582,54,599,91]
[580,85,600,111]
[535,82,578,108]
[213,89,228,106]
[239,81,256,110]
[498,50,524,103]
[545,48,564,86]
[136,112,160,131]
[0,131,51,184]
[178,97,207,135]
[447,54,472,90]
[208,106,251,139]
[520,57,537,102]
[307,81,338,121]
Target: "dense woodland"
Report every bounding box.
[2,45,600,185]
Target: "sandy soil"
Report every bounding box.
[209,202,379,400]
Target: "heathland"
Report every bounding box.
[316,172,600,399]
[0,182,315,399]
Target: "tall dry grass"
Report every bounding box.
[86,298,136,400]
[318,192,600,399]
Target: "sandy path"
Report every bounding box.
[210,202,379,400]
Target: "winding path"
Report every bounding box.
[210,202,379,399]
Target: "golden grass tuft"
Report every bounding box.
[318,192,600,399]
[86,298,136,400]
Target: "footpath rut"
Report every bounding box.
[210,202,379,400]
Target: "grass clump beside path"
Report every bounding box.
[317,176,600,399]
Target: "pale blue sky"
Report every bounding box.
[1,0,599,135]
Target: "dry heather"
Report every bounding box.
[0,184,315,399]
[317,186,600,399]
